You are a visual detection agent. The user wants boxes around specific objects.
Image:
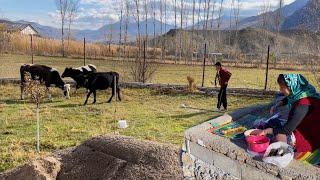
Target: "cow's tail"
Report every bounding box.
[20,64,28,83]
[20,64,30,100]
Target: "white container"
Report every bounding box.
[118,120,128,129]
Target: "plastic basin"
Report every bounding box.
[246,135,270,153]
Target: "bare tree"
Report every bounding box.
[274,0,284,68]
[151,0,156,60]
[174,0,178,63]
[107,21,114,55]
[191,0,196,62]
[134,0,141,59]
[210,1,216,51]
[233,0,241,39]
[118,0,124,59]
[130,0,158,83]
[160,0,164,62]
[66,0,80,53]
[228,0,235,46]
[124,0,129,58]
[144,0,149,42]
[260,0,271,67]
[217,0,224,47]
[163,0,167,61]
[55,0,69,57]
[179,0,184,62]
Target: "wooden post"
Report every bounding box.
[30,35,33,64]
[264,45,270,90]
[83,37,86,66]
[202,43,207,87]
[143,40,146,83]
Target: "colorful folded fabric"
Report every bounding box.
[296,149,320,166]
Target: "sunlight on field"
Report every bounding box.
[0,84,271,171]
[0,54,318,91]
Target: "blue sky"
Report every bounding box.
[0,0,295,30]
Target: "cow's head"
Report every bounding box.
[63,84,71,99]
[61,68,72,78]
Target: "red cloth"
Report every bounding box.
[218,68,232,88]
[292,97,320,153]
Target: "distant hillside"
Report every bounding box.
[8,19,174,42]
[236,0,310,30]
[190,0,309,31]
[76,19,175,42]
[282,0,320,31]
[153,28,320,55]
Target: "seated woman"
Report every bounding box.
[253,74,320,153]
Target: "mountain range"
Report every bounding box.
[1,0,318,42]
[14,19,174,42]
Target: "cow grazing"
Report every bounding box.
[20,64,70,100]
[82,72,121,105]
[61,64,97,91]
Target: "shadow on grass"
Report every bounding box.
[53,103,81,108]
[0,99,64,105]
[0,99,25,105]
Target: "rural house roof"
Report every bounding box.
[0,19,38,34]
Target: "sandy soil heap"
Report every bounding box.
[0,135,183,180]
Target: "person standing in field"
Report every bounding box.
[214,62,232,111]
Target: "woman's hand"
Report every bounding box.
[250,128,273,136]
[250,129,266,136]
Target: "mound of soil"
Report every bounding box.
[0,136,183,180]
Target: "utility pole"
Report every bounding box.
[202,43,207,87]
[83,37,86,66]
[30,35,34,64]
[264,45,270,90]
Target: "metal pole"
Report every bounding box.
[31,35,33,64]
[83,37,86,66]
[202,43,207,87]
[264,45,270,90]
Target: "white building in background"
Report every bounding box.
[19,25,38,35]
[0,19,39,36]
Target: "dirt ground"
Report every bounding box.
[0,135,183,180]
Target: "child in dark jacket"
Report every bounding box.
[214,62,232,111]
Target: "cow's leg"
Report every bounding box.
[117,87,121,101]
[47,87,53,100]
[20,84,25,100]
[75,85,79,94]
[107,87,115,103]
[92,90,97,104]
[84,90,92,105]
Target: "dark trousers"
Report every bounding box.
[217,85,227,109]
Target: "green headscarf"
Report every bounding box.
[283,74,320,108]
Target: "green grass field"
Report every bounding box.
[0,54,318,172]
[0,54,318,90]
[0,84,271,172]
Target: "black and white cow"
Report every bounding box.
[82,72,121,105]
[20,64,71,100]
[61,64,97,91]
